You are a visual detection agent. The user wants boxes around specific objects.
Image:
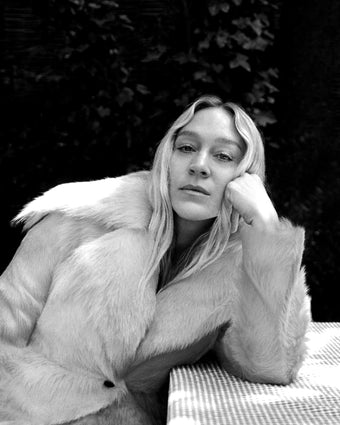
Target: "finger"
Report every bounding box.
[224,189,233,207]
[225,180,237,199]
[230,209,240,234]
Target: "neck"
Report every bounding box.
[174,215,214,258]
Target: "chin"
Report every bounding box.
[173,204,217,222]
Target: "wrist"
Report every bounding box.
[249,211,280,233]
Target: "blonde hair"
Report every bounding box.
[142,95,265,289]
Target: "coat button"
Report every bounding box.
[103,380,115,388]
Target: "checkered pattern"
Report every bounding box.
[167,322,340,425]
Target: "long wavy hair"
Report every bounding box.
[142,95,265,289]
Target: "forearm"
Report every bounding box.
[217,220,311,384]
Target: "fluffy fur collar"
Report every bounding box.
[13,171,152,231]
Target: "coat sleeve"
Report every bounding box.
[214,219,311,385]
[0,214,91,346]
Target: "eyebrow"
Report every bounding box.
[176,130,243,152]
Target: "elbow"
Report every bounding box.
[237,364,298,386]
[254,370,296,386]
[220,353,302,386]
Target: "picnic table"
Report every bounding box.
[167,322,340,425]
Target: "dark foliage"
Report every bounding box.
[0,0,339,320]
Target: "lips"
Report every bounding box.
[180,184,210,195]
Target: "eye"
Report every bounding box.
[177,144,195,153]
[215,152,233,162]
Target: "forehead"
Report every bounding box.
[180,107,242,142]
[179,107,244,150]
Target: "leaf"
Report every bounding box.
[243,37,269,51]
[244,92,257,105]
[173,53,190,64]
[70,0,84,6]
[102,0,119,7]
[119,14,132,24]
[198,38,210,50]
[142,45,167,62]
[76,44,89,53]
[97,106,111,118]
[263,80,279,93]
[229,54,251,72]
[208,4,219,16]
[266,68,279,78]
[230,31,251,47]
[209,2,230,15]
[255,112,277,127]
[193,70,213,83]
[42,74,63,83]
[116,87,134,106]
[93,18,115,27]
[91,120,100,132]
[194,70,207,80]
[88,3,101,10]
[220,3,230,13]
[212,64,224,73]
[136,84,150,95]
[216,31,229,48]
[250,18,263,36]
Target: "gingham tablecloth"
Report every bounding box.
[167,322,340,425]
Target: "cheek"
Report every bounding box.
[212,170,238,208]
[210,188,225,212]
[169,161,177,191]
[214,175,232,200]
[169,164,181,204]
[169,155,185,185]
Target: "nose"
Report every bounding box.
[188,153,210,178]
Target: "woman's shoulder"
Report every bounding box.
[12,171,152,231]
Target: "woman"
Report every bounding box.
[0,95,311,424]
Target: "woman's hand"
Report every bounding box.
[225,173,279,232]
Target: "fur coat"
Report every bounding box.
[0,171,311,424]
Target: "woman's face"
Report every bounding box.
[169,107,245,223]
